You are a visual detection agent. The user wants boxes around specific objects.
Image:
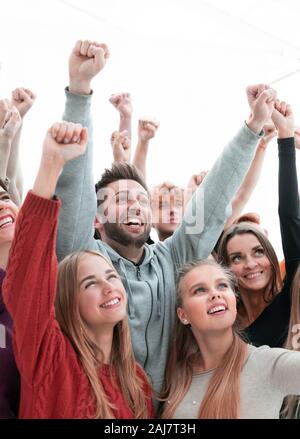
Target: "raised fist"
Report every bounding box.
[111,130,131,162]
[271,99,294,139]
[43,121,88,166]
[138,118,160,142]
[246,84,277,134]
[0,100,22,140]
[69,40,110,94]
[109,93,132,119]
[11,87,36,118]
[187,171,208,190]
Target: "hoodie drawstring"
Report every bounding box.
[118,259,136,319]
[150,258,162,317]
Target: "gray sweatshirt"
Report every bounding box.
[173,344,300,419]
[55,90,261,394]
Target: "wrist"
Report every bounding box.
[69,79,92,96]
[277,129,294,139]
[120,113,132,121]
[137,138,150,147]
[40,154,64,175]
[0,133,13,144]
[246,116,264,135]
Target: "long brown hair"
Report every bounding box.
[282,264,300,418]
[217,222,282,305]
[161,259,248,419]
[55,250,150,419]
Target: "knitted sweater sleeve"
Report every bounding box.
[2,191,63,385]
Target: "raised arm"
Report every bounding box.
[2,122,87,382]
[0,100,22,204]
[271,100,300,281]
[165,84,276,268]
[109,93,132,140]
[8,87,36,205]
[110,130,131,164]
[55,40,109,261]
[184,171,208,207]
[132,118,159,179]
[224,123,276,230]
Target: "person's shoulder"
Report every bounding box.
[247,343,296,363]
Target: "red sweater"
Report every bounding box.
[3,191,154,419]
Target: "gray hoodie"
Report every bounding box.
[56,89,262,394]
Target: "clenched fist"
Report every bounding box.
[69,40,110,95]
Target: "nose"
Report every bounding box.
[101,279,114,295]
[127,199,141,215]
[209,290,221,301]
[244,256,258,270]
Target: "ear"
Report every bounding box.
[94,214,104,232]
[177,307,189,326]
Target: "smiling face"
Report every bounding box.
[97,179,152,248]
[177,264,237,335]
[226,233,272,295]
[151,185,184,239]
[0,190,18,245]
[77,253,127,329]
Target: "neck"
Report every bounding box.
[0,242,11,269]
[193,328,234,372]
[157,230,172,241]
[238,287,268,327]
[88,325,114,364]
[105,237,144,264]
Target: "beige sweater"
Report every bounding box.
[172,345,300,419]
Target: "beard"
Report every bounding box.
[102,221,152,249]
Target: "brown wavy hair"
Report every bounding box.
[217,222,282,306]
[55,250,151,419]
[161,259,248,419]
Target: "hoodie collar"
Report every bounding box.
[101,241,153,266]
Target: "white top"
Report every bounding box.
[172,345,300,419]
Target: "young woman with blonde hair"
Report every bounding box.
[2,121,154,419]
[161,259,300,419]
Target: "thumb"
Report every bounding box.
[79,127,88,147]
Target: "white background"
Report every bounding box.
[1,0,300,257]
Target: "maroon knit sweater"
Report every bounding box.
[3,191,154,418]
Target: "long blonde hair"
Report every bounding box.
[55,250,150,419]
[161,259,247,419]
[282,264,300,418]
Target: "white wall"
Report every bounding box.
[1,0,300,258]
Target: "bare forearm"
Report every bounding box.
[132,139,149,179]
[0,137,12,180]
[7,125,22,181]
[224,143,266,229]
[119,115,132,139]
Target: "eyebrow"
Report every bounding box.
[79,269,116,286]
[228,245,263,257]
